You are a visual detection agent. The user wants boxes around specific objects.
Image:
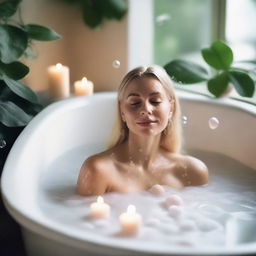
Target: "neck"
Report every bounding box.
[125,132,161,168]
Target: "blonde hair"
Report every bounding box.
[108,65,182,153]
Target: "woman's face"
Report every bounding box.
[120,76,173,137]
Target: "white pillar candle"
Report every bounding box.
[90,196,110,219]
[74,77,94,96]
[47,63,70,100]
[119,205,142,235]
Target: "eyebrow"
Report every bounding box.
[127,92,161,99]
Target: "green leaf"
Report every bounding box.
[82,0,103,29]
[0,0,21,19]
[201,41,233,70]
[207,72,229,97]
[100,0,127,20]
[0,101,33,127]
[0,25,28,63]
[3,77,38,103]
[164,60,209,84]
[228,71,255,97]
[22,24,62,41]
[0,61,29,80]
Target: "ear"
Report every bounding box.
[169,99,175,119]
[119,102,126,122]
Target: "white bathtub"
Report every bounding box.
[1,91,256,256]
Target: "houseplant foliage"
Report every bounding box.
[0,0,61,163]
[57,0,127,29]
[164,40,255,98]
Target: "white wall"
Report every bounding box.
[20,0,128,92]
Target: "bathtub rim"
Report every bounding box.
[1,91,256,255]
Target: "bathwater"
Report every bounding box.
[39,144,256,251]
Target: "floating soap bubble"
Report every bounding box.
[155,14,171,26]
[168,205,183,218]
[182,116,188,125]
[208,117,219,130]
[0,139,6,149]
[112,60,121,69]
[165,195,183,207]
[148,184,165,196]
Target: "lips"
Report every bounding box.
[137,120,158,126]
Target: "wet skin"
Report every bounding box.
[77,77,208,196]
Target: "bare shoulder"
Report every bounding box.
[163,151,208,186]
[182,155,209,185]
[77,151,115,196]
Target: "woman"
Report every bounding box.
[77,66,208,196]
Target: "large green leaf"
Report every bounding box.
[0,61,29,80]
[0,25,28,63]
[0,101,33,127]
[201,41,233,70]
[0,83,42,115]
[3,77,38,103]
[82,0,103,28]
[22,24,62,41]
[0,0,21,19]
[228,71,255,97]
[100,0,127,20]
[207,72,229,97]
[164,60,209,84]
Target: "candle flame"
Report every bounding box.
[127,205,136,214]
[56,63,63,69]
[81,77,88,85]
[97,196,104,204]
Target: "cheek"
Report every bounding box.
[121,105,137,122]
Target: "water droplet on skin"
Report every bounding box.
[0,139,7,149]
[209,117,219,130]
[112,60,120,69]
[182,116,188,124]
[139,148,143,152]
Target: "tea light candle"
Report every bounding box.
[74,77,94,96]
[47,63,70,100]
[119,205,142,235]
[90,196,110,219]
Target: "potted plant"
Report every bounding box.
[164,40,255,99]
[0,0,61,170]
[56,0,127,29]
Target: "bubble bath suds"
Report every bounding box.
[39,145,256,250]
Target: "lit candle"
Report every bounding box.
[74,77,94,96]
[119,205,142,235]
[90,196,110,219]
[47,63,70,100]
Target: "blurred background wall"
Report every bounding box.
[20,0,128,92]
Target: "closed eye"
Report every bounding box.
[131,102,140,106]
[151,101,162,105]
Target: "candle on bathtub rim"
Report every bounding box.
[90,196,110,219]
[47,63,70,100]
[119,205,142,236]
[74,77,94,96]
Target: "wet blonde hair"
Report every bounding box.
[108,65,182,153]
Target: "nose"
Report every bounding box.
[140,102,152,116]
